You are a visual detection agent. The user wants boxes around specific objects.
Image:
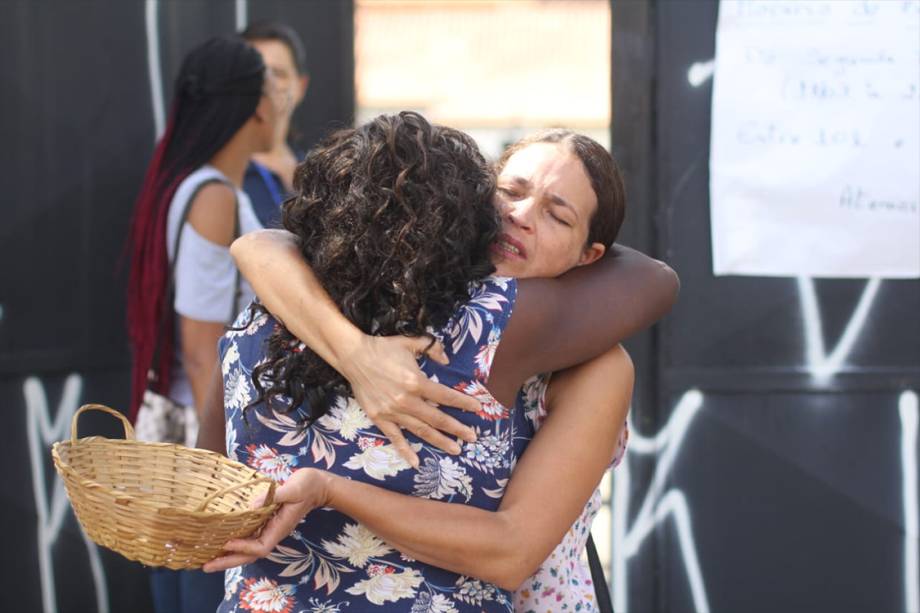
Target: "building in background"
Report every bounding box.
[355,0,611,158]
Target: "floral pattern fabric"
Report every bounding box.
[512,374,629,613]
[218,276,529,613]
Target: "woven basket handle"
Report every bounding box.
[196,478,277,512]
[71,404,136,444]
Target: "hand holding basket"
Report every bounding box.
[51,404,278,569]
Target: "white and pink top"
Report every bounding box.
[513,374,629,613]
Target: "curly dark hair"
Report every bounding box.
[248,112,500,423]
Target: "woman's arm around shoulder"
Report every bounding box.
[230,230,482,465]
[204,344,634,591]
[497,344,633,586]
[492,245,675,394]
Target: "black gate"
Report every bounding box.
[612,2,920,612]
[0,2,354,611]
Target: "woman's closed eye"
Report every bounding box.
[548,209,572,226]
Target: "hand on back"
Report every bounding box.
[203,468,331,573]
[340,335,480,467]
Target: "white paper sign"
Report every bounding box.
[710,0,920,278]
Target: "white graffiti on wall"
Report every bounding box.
[25,374,109,613]
[610,388,919,613]
[145,0,250,141]
[687,59,715,88]
[685,55,912,610]
[901,391,919,613]
[608,272,918,612]
[144,0,165,141]
[798,276,920,610]
[797,276,883,384]
[612,389,710,613]
[236,0,248,31]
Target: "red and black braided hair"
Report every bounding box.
[126,36,265,420]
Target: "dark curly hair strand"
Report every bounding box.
[248,112,499,425]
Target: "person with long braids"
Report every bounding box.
[125,36,280,613]
[202,113,677,612]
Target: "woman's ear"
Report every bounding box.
[577,242,606,267]
[295,74,309,106]
[253,95,273,123]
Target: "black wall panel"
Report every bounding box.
[0,2,354,611]
[613,2,919,612]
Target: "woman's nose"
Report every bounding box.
[507,200,535,232]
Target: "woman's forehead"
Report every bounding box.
[500,142,597,216]
[500,142,564,173]
[251,39,298,73]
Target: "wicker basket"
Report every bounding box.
[52,404,278,569]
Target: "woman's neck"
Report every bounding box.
[208,128,258,188]
[252,144,297,190]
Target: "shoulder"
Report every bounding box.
[226,302,277,341]
[463,275,518,338]
[468,275,517,314]
[579,344,634,388]
[186,181,237,246]
[602,344,634,374]
[436,275,517,366]
[221,303,278,358]
[545,345,634,412]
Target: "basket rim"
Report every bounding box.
[51,439,278,520]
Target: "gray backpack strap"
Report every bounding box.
[149,177,240,384]
[228,194,242,323]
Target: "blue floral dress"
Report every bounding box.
[217,276,534,613]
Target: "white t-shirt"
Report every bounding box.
[166,165,262,407]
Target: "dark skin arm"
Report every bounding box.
[196,367,226,454]
[488,244,678,404]
[231,230,679,409]
[178,183,238,420]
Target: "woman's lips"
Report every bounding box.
[492,233,527,260]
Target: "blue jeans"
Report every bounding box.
[149,567,225,613]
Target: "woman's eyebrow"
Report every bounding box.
[501,176,530,188]
[504,176,578,218]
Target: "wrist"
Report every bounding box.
[321,470,345,510]
[334,329,372,383]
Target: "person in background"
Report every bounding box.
[125,36,280,613]
[240,21,309,227]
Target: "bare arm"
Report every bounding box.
[177,183,240,416]
[205,345,633,591]
[489,245,677,404]
[229,230,365,382]
[196,367,226,454]
[231,230,481,465]
[179,318,223,418]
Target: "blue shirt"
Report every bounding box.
[217,276,531,612]
[243,161,286,228]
